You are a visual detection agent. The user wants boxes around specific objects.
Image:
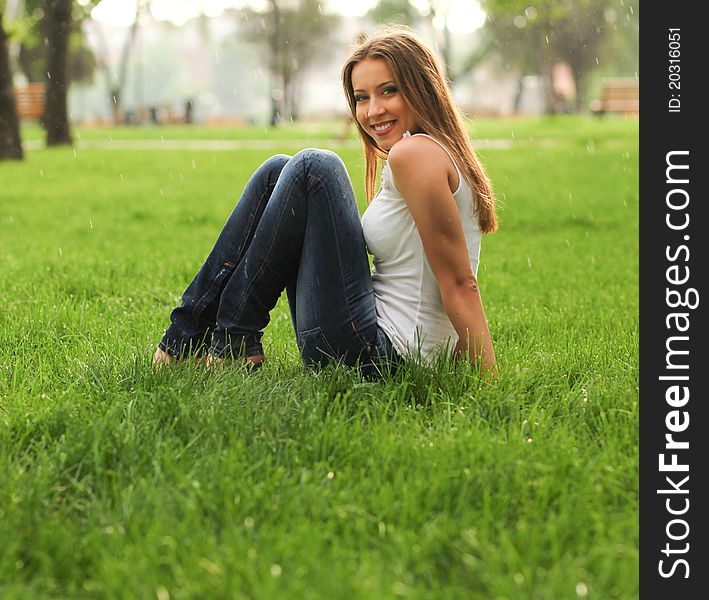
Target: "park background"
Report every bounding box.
[1,1,638,598]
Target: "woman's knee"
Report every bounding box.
[258,153,291,180]
[292,148,346,174]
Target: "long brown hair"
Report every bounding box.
[342,27,497,233]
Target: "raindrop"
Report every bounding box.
[89,220,94,229]
[595,57,599,64]
[39,169,44,177]
[191,160,197,170]
[46,72,51,79]
[545,35,549,44]
[73,149,77,158]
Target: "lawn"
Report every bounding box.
[0,116,638,599]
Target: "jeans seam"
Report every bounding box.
[187,185,268,326]
[223,174,295,336]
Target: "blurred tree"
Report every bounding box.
[244,0,338,124]
[422,0,452,78]
[44,0,72,145]
[367,0,422,28]
[14,0,96,85]
[1,6,24,160]
[367,1,458,80]
[89,0,150,123]
[549,0,610,111]
[596,0,638,76]
[480,0,625,113]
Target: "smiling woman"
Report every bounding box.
[351,59,419,150]
[154,26,498,377]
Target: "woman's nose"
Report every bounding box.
[367,99,385,119]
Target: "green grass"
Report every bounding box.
[21,114,638,146]
[1,117,638,599]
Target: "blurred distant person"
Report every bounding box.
[154,27,498,378]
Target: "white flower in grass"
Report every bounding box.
[270,564,282,577]
[576,582,589,597]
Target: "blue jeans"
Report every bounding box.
[158,149,399,377]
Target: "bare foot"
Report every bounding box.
[206,353,265,370]
[153,347,173,367]
[246,354,265,370]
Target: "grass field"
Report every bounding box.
[1,116,638,599]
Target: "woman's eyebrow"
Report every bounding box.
[353,81,396,93]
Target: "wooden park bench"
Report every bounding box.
[14,83,46,120]
[590,78,639,116]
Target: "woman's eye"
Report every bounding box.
[354,95,367,103]
[382,87,397,95]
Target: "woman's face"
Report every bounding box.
[351,58,419,151]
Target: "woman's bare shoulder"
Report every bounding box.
[388,134,448,165]
[388,135,455,190]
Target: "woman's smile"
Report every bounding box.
[351,58,418,151]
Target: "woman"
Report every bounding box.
[154,27,497,377]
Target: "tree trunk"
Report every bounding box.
[269,0,281,126]
[18,44,41,83]
[543,29,556,115]
[44,0,73,146]
[568,60,587,113]
[0,11,23,161]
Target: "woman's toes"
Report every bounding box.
[246,354,265,370]
[153,347,173,367]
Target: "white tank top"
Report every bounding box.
[361,132,483,363]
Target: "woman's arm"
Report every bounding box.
[388,136,497,376]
